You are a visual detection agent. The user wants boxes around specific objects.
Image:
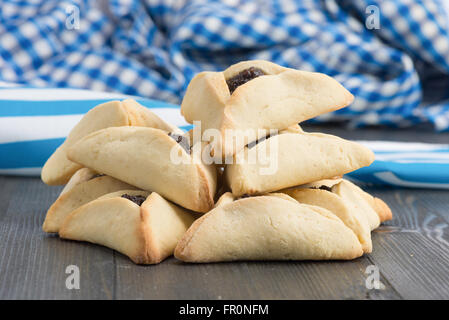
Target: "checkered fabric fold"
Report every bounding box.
[1,0,449,130]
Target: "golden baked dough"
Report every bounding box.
[41,99,181,185]
[181,60,353,158]
[281,179,393,253]
[225,130,374,196]
[175,193,363,263]
[60,190,196,264]
[67,127,217,212]
[43,168,137,233]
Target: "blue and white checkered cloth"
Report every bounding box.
[1,0,449,188]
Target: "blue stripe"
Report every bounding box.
[0,138,64,169]
[0,98,180,117]
[350,161,449,184]
[1,138,448,187]
[0,125,191,169]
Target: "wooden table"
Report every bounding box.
[1,125,448,300]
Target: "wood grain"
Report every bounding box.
[1,126,448,299]
[0,177,115,299]
[113,256,400,299]
[366,187,449,299]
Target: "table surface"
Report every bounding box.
[1,125,449,300]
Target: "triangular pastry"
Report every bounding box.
[338,179,393,222]
[332,179,391,228]
[281,179,373,253]
[42,168,137,233]
[41,99,180,185]
[121,98,182,133]
[59,190,196,264]
[67,127,217,212]
[181,60,353,157]
[225,130,374,196]
[282,179,393,252]
[370,197,392,223]
[175,193,363,262]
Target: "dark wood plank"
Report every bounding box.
[1,175,446,300]
[0,177,115,299]
[114,255,400,299]
[0,176,20,218]
[364,187,449,299]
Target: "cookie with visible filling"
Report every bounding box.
[225,129,374,197]
[175,193,363,263]
[59,190,196,264]
[181,60,353,158]
[41,99,181,185]
[43,168,137,233]
[67,127,217,212]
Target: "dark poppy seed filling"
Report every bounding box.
[311,185,333,192]
[168,132,191,154]
[226,67,266,94]
[247,133,278,149]
[121,194,147,206]
[319,185,333,192]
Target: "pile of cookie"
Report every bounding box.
[42,60,392,264]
